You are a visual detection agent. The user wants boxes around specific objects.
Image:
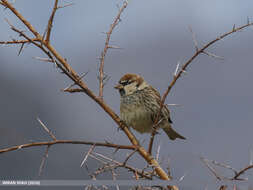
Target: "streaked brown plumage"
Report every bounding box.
[114,73,186,140]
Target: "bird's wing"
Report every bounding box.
[149,86,173,124]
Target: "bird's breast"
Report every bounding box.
[120,96,153,133]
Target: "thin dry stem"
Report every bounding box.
[0,140,136,154]
[122,149,138,166]
[0,38,39,44]
[91,152,153,180]
[45,0,59,43]
[1,1,253,188]
[148,21,253,154]
[98,0,128,99]
[200,157,222,180]
[201,156,253,183]
[233,164,253,180]
[0,1,176,182]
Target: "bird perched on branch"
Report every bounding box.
[114,73,186,140]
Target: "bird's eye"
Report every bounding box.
[120,80,132,86]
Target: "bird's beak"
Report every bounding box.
[114,84,123,90]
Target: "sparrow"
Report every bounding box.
[114,73,186,140]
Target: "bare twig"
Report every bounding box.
[148,21,253,154]
[233,164,253,180]
[200,157,222,180]
[148,118,163,154]
[91,152,153,180]
[0,0,182,182]
[98,0,128,98]
[122,149,138,166]
[0,140,136,154]
[2,0,253,186]
[0,38,39,44]
[45,0,59,43]
[205,158,237,175]
[201,156,253,183]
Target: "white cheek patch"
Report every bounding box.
[123,82,138,95]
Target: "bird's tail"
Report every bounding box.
[162,127,186,140]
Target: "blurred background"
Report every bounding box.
[0,0,253,189]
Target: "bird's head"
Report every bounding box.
[114,73,148,96]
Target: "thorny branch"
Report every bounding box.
[233,164,253,180]
[89,152,154,180]
[0,38,39,44]
[45,0,59,43]
[99,0,128,99]
[0,140,136,154]
[1,0,253,189]
[201,156,253,190]
[2,0,172,182]
[148,20,253,154]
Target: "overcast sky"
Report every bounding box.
[0,0,253,189]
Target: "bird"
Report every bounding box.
[114,73,186,140]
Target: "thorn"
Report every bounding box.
[174,61,180,76]
[155,144,161,161]
[233,24,236,32]
[203,51,224,60]
[189,26,198,51]
[18,43,25,56]
[167,158,171,177]
[250,149,253,165]
[33,57,54,63]
[179,171,188,181]
[57,2,74,9]
[62,70,89,91]
[39,145,50,176]
[247,17,250,25]
[4,18,13,28]
[107,45,123,49]
[37,117,57,141]
[166,103,182,107]
[80,144,96,167]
